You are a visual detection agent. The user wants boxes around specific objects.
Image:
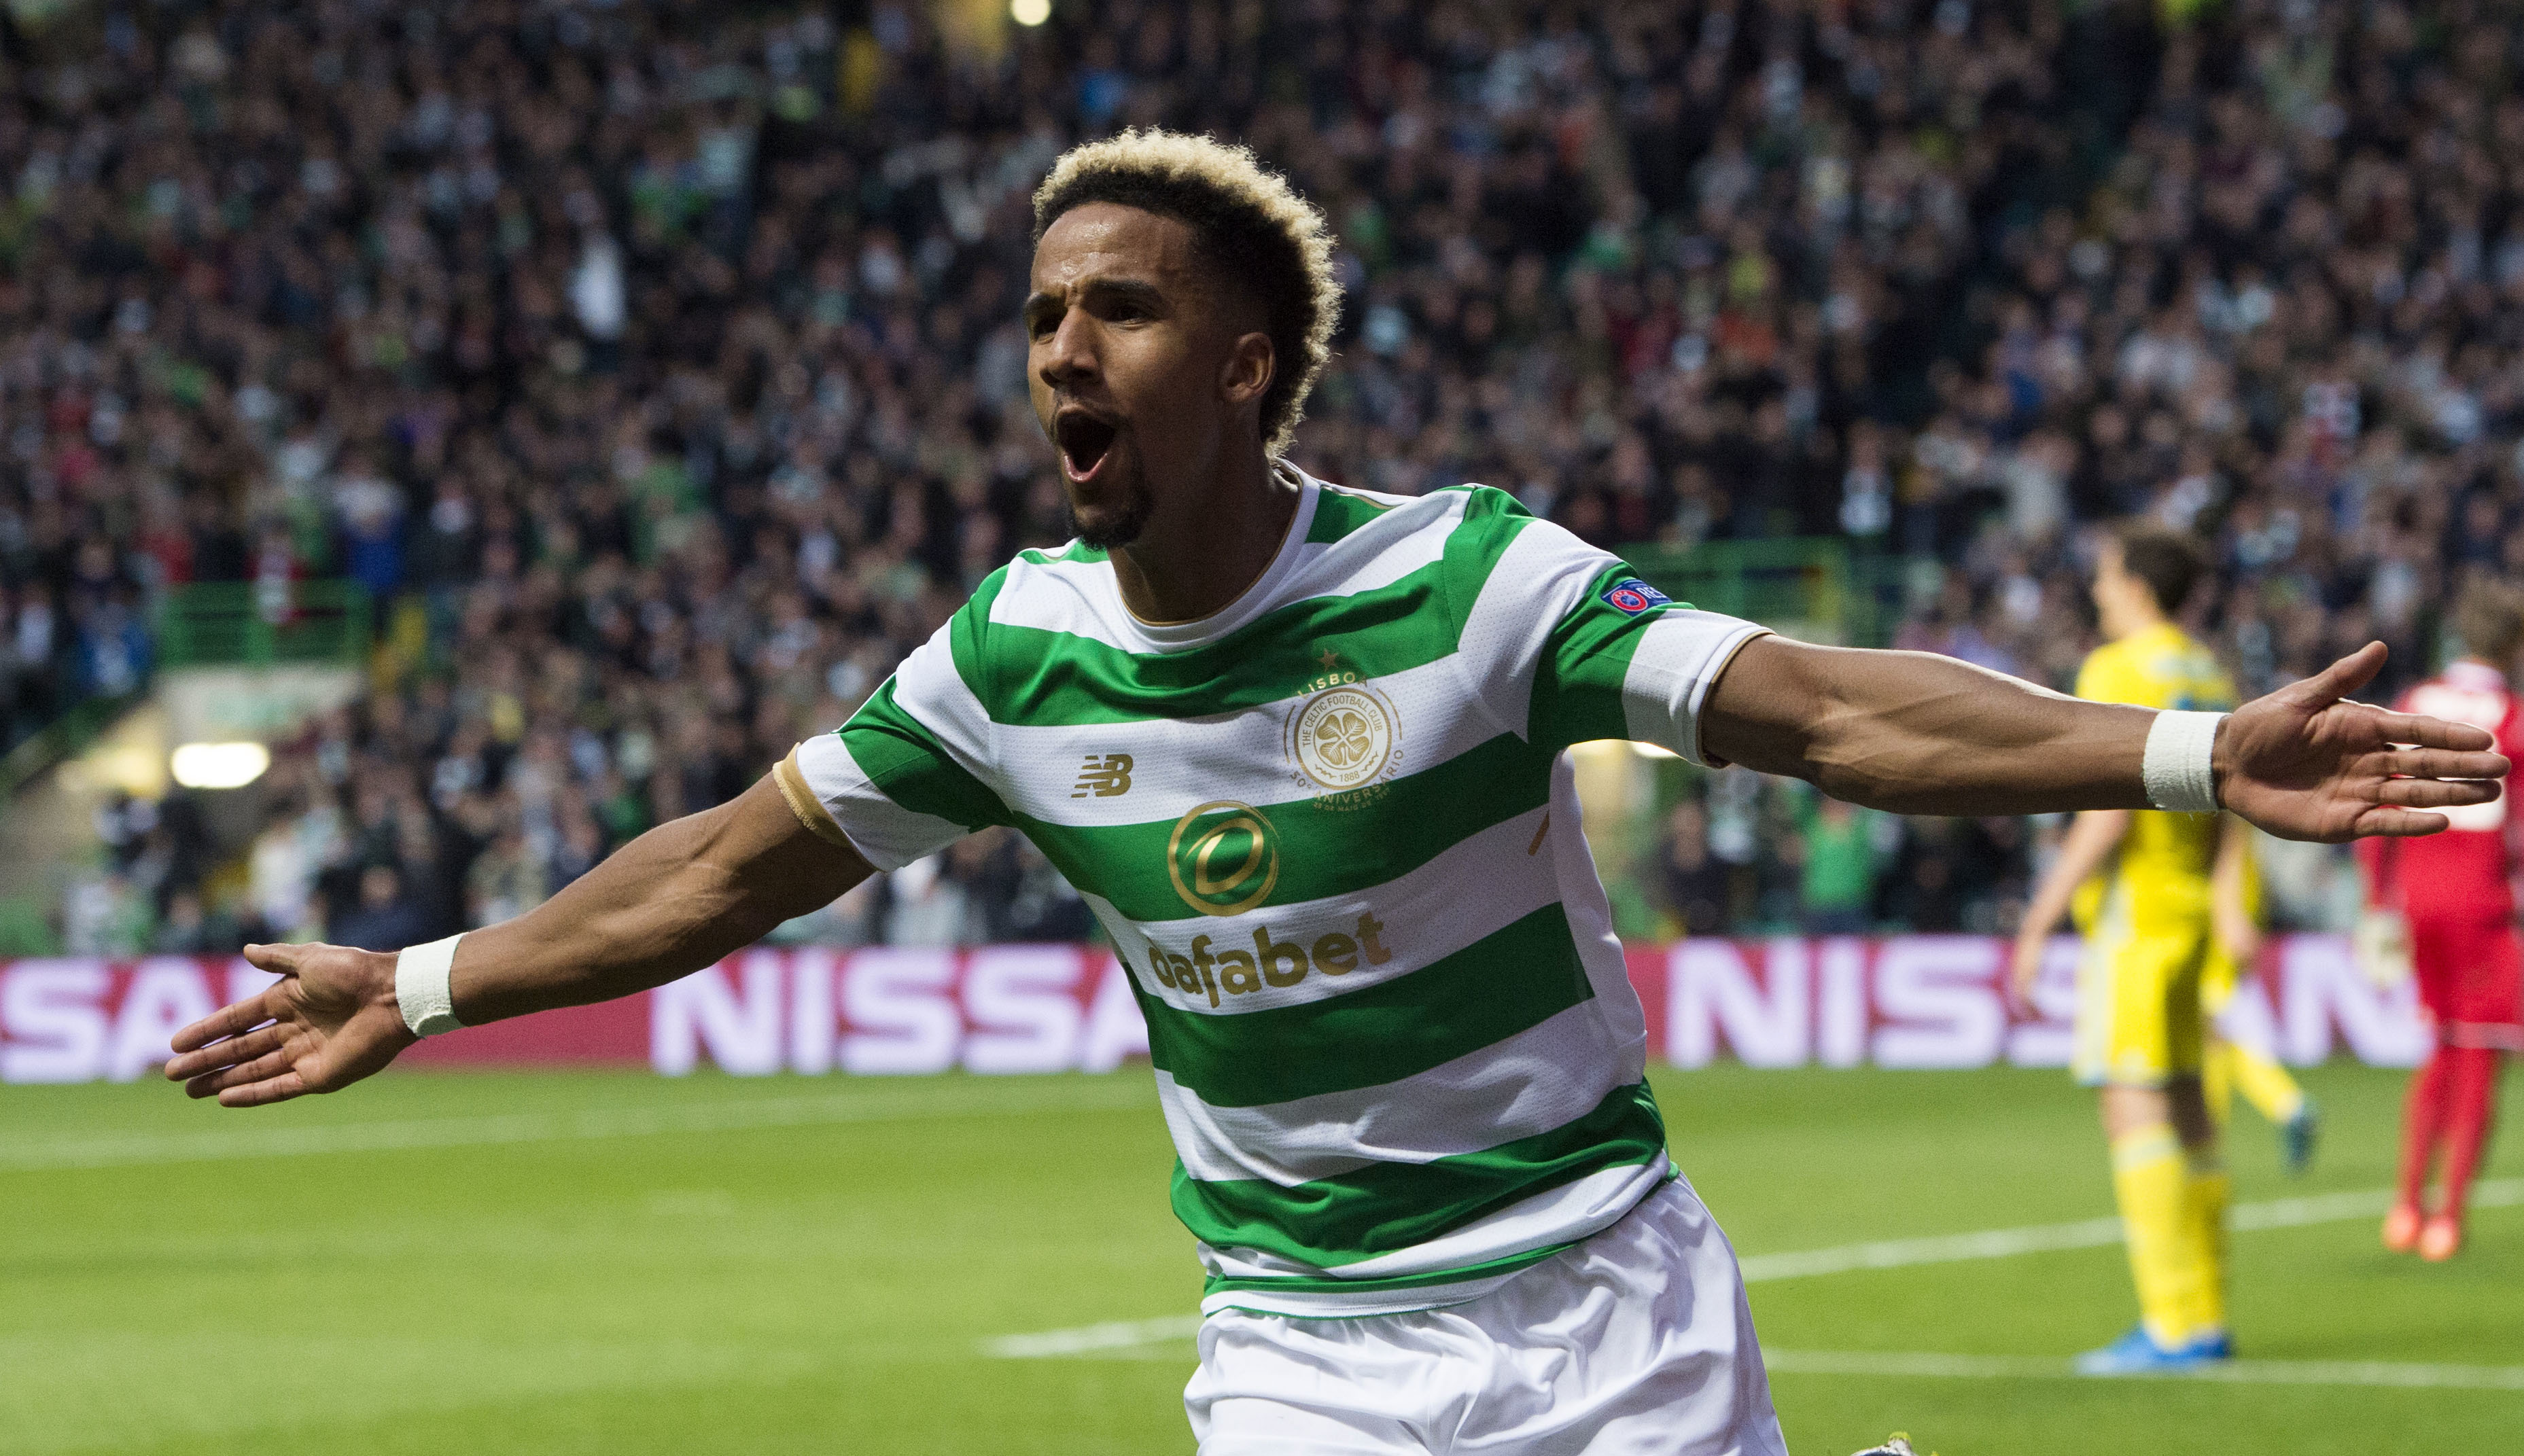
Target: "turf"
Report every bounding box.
[3,1061,2515,1454]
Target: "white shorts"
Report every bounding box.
[1185,1179,1787,1455]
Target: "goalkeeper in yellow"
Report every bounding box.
[2011,522,2310,1374]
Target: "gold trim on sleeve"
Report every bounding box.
[774,746,853,848]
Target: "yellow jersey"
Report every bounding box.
[2071,622,2237,927]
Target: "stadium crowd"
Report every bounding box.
[0,0,2505,953]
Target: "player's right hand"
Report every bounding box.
[163,942,417,1106]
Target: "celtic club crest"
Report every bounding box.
[1289,683,1397,792]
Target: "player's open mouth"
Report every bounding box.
[1055,409,1119,483]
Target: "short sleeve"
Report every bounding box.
[1452,503,1766,763]
[779,616,1012,870]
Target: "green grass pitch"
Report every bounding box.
[5,1061,2517,1454]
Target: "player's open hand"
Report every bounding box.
[162,942,416,1106]
[2219,642,2509,842]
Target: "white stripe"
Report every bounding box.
[985,478,1325,653]
[988,550,1157,655]
[888,627,996,775]
[1544,753,1649,1080]
[1153,1001,1627,1185]
[1274,486,1465,603]
[1621,612,1772,767]
[1761,1348,2524,1390]
[789,620,1002,872]
[984,484,1465,658]
[994,650,1501,827]
[1456,518,1614,740]
[789,732,968,871]
[0,1080,1157,1172]
[1197,1159,1672,1290]
[1098,803,1559,1016]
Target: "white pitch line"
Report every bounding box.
[1762,1349,2524,1391]
[985,1315,1206,1359]
[1736,1177,2523,1283]
[985,1177,2524,1360]
[0,1078,1153,1172]
[987,1331,2524,1391]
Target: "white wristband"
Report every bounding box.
[396,934,466,1037]
[2142,710,2225,813]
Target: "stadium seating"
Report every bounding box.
[0,0,2506,953]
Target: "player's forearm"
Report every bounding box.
[446,775,870,1025]
[1703,637,2160,816]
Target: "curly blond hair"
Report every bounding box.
[1032,130,1341,458]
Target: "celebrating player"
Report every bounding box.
[166,133,2506,1453]
[2359,582,2524,1262]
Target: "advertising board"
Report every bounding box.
[0,935,2427,1084]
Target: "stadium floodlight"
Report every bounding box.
[1011,0,1051,26]
[169,741,271,790]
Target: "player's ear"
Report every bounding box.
[1221,331,1273,408]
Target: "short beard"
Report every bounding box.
[1070,482,1156,550]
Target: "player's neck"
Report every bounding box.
[1110,449,1299,626]
[2104,606,2169,643]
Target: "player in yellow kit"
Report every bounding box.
[2012,522,2279,1372]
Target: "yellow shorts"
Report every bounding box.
[2073,883,2209,1087]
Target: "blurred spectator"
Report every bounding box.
[331,863,430,953]
[1797,796,1880,935]
[1656,800,1735,938]
[154,887,242,955]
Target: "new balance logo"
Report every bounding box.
[1071,753,1134,798]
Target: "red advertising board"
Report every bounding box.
[0,936,2429,1084]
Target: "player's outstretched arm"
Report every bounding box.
[1700,638,2506,842]
[164,773,874,1107]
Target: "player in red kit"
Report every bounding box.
[2359,584,2524,1261]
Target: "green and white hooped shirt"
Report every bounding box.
[778,468,1769,1317]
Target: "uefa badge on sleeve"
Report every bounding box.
[1602,578,1672,616]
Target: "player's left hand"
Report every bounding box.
[2219,642,2509,842]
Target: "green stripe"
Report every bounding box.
[1529,561,1663,752]
[947,567,1010,705]
[1206,1242,1573,1306]
[1178,1082,1668,1270]
[837,681,1012,830]
[1138,902,1591,1106]
[1019,729,1556,919]
[981,488,1543,730]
